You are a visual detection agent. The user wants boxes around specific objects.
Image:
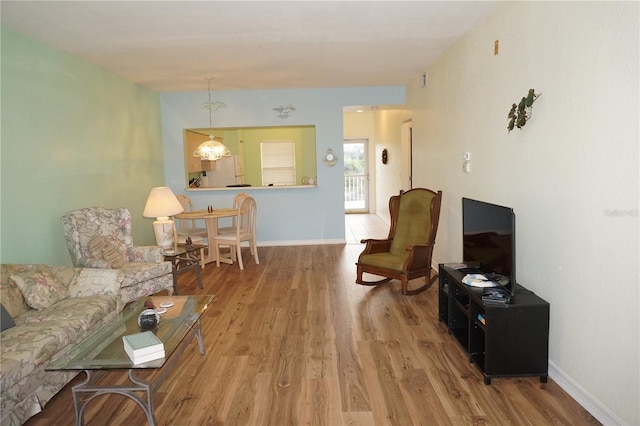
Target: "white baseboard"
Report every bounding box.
[256,239,345,246]
[548,361,624,425]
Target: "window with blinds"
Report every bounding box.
[260,140,296,186]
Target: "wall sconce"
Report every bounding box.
[273,104,296,119]
[381,149,388,164]
[322,149,338,167]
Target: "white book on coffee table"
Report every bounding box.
[124,347,166,365]
[122,331,164,358]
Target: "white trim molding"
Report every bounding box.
[549,361,624,425]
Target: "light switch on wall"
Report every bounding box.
[463,161,471,173]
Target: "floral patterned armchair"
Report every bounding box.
[60,207,173,304]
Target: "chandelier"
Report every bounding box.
[193,78,231,161]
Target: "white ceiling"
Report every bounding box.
[1,1,497,93]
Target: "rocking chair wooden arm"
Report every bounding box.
[403,242,435,270]
[359,238,393,255]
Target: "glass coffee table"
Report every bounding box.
[47,295,214,426]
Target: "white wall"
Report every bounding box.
[344,109,412,222]
[344,111,378,213]
[408,2,639,424]
[161,87,404,245]
[374,110,413,222]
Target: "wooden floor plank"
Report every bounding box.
[368,339,414,425]
[25,233,600,426]
[399,368,452,425]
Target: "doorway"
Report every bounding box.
[343,139,369,213]
[401,120,413,190]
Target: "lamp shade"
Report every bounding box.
[143,187,184,219]
[193,136,232,161]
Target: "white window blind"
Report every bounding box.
[260,140,296,185]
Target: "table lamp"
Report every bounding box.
[143,187,185,249]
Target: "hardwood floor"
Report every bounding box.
[26,215,599,425]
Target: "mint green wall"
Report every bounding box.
[240,126,316,185]
[0,28,165,265]
[188,125,316,186]
[300,126,316,182]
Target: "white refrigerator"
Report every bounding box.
[202,155,245,187]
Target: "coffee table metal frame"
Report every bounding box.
[47,295,214,426]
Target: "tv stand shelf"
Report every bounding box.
[439,264,550,385]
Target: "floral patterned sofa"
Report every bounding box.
[60,207,173,305]
[0,264,125,426]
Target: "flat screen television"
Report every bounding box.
[462,198,517,295]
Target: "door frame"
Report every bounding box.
[401,120,413,190]
[343,138,370,213]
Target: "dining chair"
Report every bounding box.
[217,192,249,234]
[213,196,259,270]
[175,195,208,241]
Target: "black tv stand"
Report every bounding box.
[456,267,482,274]
[438,264,550,384]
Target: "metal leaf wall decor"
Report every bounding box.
[508,89,540,133]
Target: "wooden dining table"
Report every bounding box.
[174,208,237,265]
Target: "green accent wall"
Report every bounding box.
[187,125,316,186]
[239,126,316,186]
[0,28,165,265]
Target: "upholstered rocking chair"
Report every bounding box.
[356,188,442,295]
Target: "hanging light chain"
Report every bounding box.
[193,77,231,161]
[208,78,213,134]
[203,77,226,140]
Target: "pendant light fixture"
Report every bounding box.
[193,78,231,161]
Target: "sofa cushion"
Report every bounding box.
[67,268,122,298]
[120,262,171,288]
[1,304,16,332]
[18,295,118,328]
[0,295,118,395]
[10,271,69,310]
[1,265,37,319]
[0,323,71,395]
